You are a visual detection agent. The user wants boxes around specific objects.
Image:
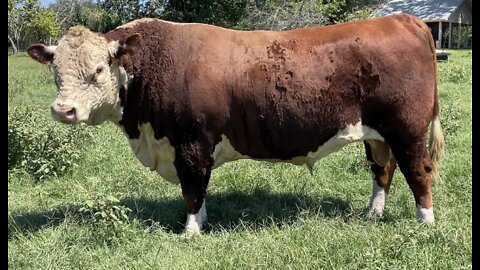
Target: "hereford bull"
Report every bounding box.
[27,13,444,234]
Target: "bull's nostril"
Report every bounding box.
[66,108,76,117]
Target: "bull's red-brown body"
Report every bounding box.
[27,14,444,234]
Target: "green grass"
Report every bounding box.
[8,50,472,269]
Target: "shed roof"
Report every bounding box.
[375,0,472,24]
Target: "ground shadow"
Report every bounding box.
[9,188,368,237]
[121,189,356,233]
[8,204,85,239]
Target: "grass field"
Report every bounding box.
[8,50,472,269]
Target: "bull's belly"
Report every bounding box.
[127,122,384,184]
[213,121,384,169]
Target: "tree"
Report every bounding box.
[161,0,249,27]
[49,0,78,30]
[142,0,164,18]
[99,0,142,27]
[8,0,61,53]
[8,0,41,54]
[235,0,379,31]
[27,8,62,44]
[236,0,328,31]
[71,1,119,32]
[8,0,28,54]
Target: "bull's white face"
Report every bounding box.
[27,26,136,125]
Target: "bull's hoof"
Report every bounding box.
[184,225,202,236]
[184,219,206,236]
[366,207,384,219]
[416,205,435,225]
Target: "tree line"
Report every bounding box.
[8,0,381,54]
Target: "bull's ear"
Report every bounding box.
[27,44,56,64]
[124,33,142,49]
[108,33,142,59]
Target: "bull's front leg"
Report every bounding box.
[174,139,214,235]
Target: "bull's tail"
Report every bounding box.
[429,115,444,181]
[422,17,444,182]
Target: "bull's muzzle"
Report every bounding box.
[51,103,77,124]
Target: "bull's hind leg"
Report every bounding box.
[365,140,397,218]
[391,140,435,224]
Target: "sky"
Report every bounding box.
[40,0,56,7]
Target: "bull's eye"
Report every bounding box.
[92,65,105,83]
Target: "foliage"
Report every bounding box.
[236,0,328,30]
[78,0,377,33]
[100,0,141,26]
[318,0,381,24]
[79,193,133,242]
[321,0,350,25]
[8,0,15,10]
[54,0,144,33]
[9,0,384,51]
[49,0,105,32]
[343,143,370,174]
[161,0,249,28]
[49,0,79,30]
[236,0,379,30]
[27,8,62,42]
[441,25,472,49]
[8,106,91,181]
[437,63,472,84]
[340,4,376,22]
[141,0,164,18]
[72,1,117,32]
[8,0,61,52]
[8,0,28,53]
[8,75,27,98]
[440,101,462,138]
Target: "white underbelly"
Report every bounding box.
[127,121,383,184]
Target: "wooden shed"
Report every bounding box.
[375,0,472,49]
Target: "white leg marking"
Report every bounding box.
[416,205,435,224]
[185,199,207,235]
[367,179,387,218]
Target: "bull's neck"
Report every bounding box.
[116,73,170,140]
[107,20,187,139]
[105,22,178,140]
